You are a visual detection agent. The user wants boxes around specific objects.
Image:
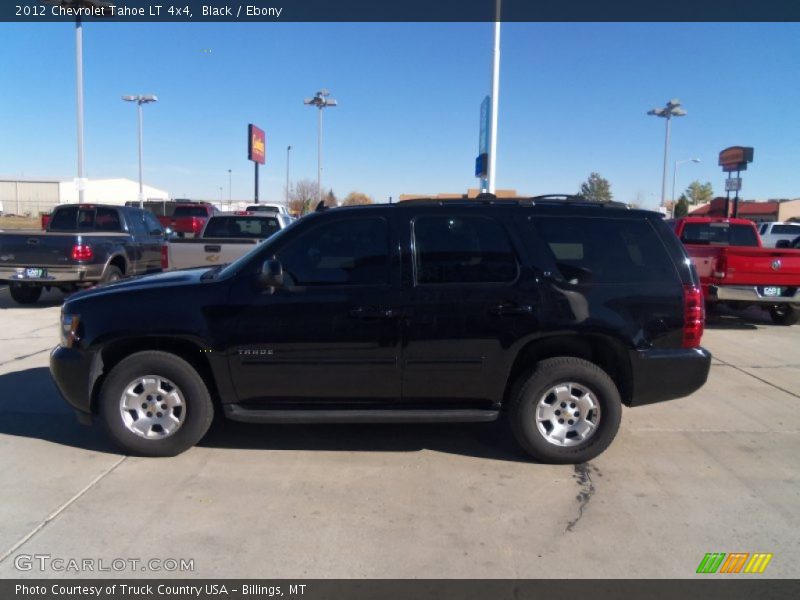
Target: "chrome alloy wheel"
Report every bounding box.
[119,376,186,439]
[535,382,601,447]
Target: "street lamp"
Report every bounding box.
[44,0,114,203]
[122,94,158,208]
[672,158,700,207]
[648,99,687,209]
[285,145,292,209]
[227,169,232,206]
[303,89,337,203]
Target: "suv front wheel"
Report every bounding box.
[98,351,214,456]
[509,357,622,464]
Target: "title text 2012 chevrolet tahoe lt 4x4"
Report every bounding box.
[50,198,711,463]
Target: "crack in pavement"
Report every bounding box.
[0,456,127,565]
[714,360,800,400]
[0,347,51,367]
[565,462,600,533]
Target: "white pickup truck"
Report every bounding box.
[163,212,292,271]
[758,221,800,248]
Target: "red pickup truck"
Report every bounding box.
[671,217,800,325]
[158,203,219,238]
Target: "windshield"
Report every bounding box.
[204,216,280,239]
[216,217,304,279]
[680,223,760,247]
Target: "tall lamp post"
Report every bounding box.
[227,169,232,207]
[303,89,337,203]
[122,94,158,208]
[45,1,113,203]
[672,158,700,208]
[285,145,292,209]
[648,99,687,210]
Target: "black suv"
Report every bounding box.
[50,198,711,463]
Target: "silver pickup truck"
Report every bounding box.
[164,212,291,271]
[0,204,166,304]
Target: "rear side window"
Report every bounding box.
[680,222,759,247]
[413,215,518,284]
[532,216,677,284]
[772,224,800,235]
[95,208,121,232]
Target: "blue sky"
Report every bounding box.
[1,22,798,208]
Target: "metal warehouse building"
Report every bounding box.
[0,178,170,216]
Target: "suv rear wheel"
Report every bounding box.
[98,351,213,456]
[509,357,622,464]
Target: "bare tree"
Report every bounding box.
[289,179,318,215]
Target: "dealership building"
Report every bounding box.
[0,177,170,216]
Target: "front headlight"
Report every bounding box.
[60,313,81,348]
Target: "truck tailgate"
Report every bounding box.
[721,246,800,285]
[166,238,259,270]
[0,231,78,266]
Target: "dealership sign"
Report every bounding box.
[718,146,753,172]
[248,124,266,165]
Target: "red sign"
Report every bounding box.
[718,146,753,172]
[248,124,266,165]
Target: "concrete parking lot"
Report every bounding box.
[0,285,798,579]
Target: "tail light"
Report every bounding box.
[712,254,727,279]
[683,284,705,349]
[161,246,169,270]
[71,243,93,261]
[192,218,204,234]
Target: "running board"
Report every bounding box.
[224,405,499,424]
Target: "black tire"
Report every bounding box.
[508,357,622,464]
[769,305,800,326]
[9,283,43,305]
[100,265,123,284]
[98,351,214,456]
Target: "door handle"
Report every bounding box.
[489,303,534,316]
[349,306,403,320]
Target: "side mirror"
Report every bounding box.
[259,258,284,290]
[775,239,790,249]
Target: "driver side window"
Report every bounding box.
[277,217,390,286]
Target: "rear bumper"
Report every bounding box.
[0,265,103,284]
[628,347,711,407]
[710,285,800,305]
[49,345,101,416]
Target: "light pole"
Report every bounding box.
[285,145,292,209]
[648,99,687,209]
[45,1,113,203]
[122,94,158,208]
[487,0,501,194]
[304,89,337,203]
[227,169,232,206]
[672,158,700,207]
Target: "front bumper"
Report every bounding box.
[710,285,800,305]
[49,345,102,417]
[0,265,103,284]
[628,347,712,407]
